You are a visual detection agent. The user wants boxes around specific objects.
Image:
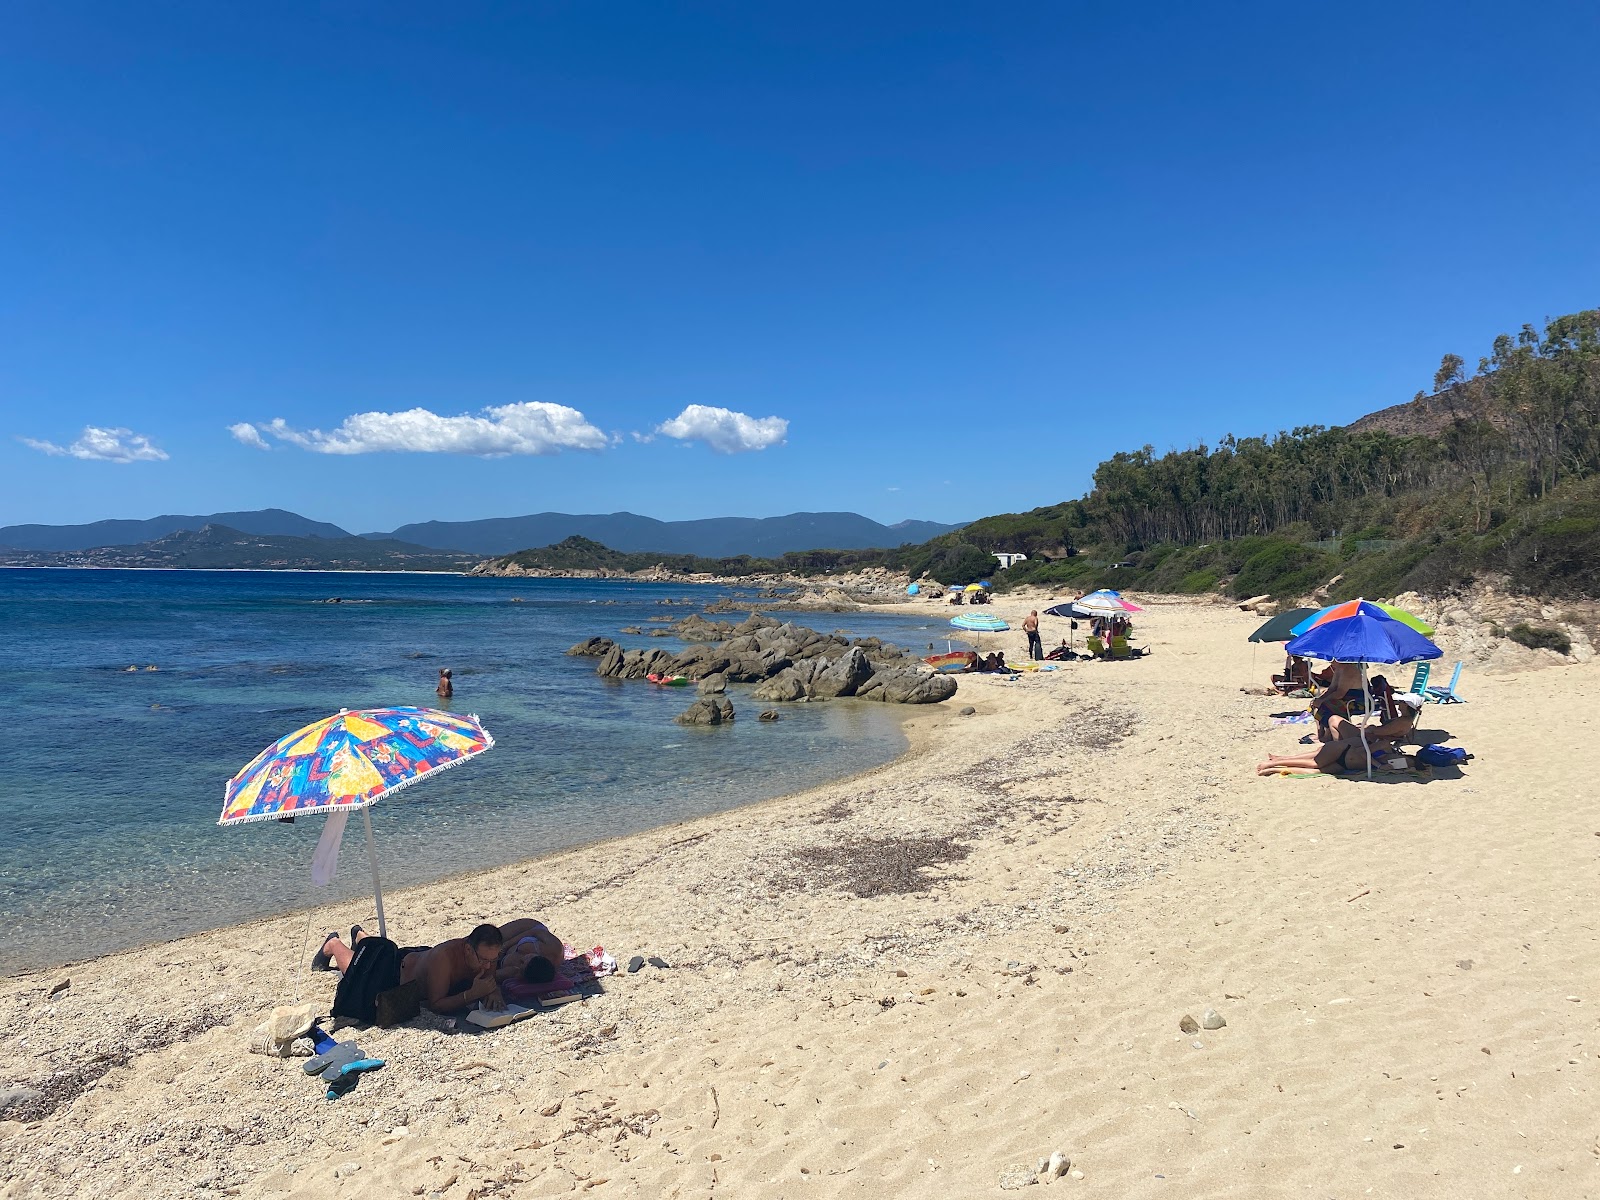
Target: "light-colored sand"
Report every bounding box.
[3,596,1596,1199]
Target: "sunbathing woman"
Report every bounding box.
[1257,736,1382,776]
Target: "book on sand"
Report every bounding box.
[465,992,583,1029]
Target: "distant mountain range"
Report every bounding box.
[0,524,477,572]
[0,508,349,552]
[2,509,964,558]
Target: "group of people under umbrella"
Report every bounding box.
[1250,598,1449,779]
[934,589,1151,674]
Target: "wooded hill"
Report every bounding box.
[935,307,1600,599]
[480,306,1598,603]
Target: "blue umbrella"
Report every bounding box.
[1285,609,1442,665]
[951,614,1009,632]
[1286,604,1441,778]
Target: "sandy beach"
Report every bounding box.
[2,594,1595,1199]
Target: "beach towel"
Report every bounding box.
[331,935,402,1025]
[502,945,615,1007]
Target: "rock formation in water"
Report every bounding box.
[567,614,957,705]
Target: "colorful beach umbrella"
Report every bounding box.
[1285,605,1441,779]
[220,706,495,938]
[1247,607,1320,643]
[1290,599,1434,638]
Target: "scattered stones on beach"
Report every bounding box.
[960,705,977,715]
[1201,1007,1226,1030]
[1179,1014,1200,1034]
[47,978,69,997]
[1045,1150,1070,1178]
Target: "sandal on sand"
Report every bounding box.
[310,930,340,972]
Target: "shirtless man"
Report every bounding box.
[496,917,565,986]
[1023,611,1042,660]
[401,923,504,1012]
[312,922,505,1013]
[437,668,453,700]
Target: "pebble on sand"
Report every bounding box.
[1178,1014,1199,1034]
[1201,1007,1226,1030]
[997,1164,1038,1189]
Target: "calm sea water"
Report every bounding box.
[0,569,963,974]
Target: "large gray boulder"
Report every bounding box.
[751,669,806,702]
[567,637,615,657]
[698,673,728,695]
[858,667,957,704]
[596,644,626,677]
[674,696,735,726]
[810,647,875,699]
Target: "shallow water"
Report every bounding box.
[0,569,961,974]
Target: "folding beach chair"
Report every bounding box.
[1086,635,1107,658]
[1426,661,1465,704]
[1109,635,1133,660]
[1406,662,1431,696]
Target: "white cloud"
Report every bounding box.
[229,422,271,450]
[20,426,169,463]
[655,405,788,454]
[254,402,609,456]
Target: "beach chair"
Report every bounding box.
[1406,662,1431,696]
[1086,635,1107,658]
[1109,634,1133,660]
[1426,661,1465,704]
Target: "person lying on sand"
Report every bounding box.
[315,923,505,1013]
[496,917,564,986]
[1257,737,1387,776]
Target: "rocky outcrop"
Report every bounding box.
[674,696,735,726]
[810,647,874,698]
[856,666,959,704]
[589,612,956,705]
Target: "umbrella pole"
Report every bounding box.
[1363,662,1376,784]
[362,806,388,940]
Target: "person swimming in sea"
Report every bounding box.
[437,668,453,700]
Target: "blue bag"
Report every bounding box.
[1416,743,1468,767]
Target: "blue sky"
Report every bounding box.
[2,2,1597,535]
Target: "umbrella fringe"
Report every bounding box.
[218,722,496,827]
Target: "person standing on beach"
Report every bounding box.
[1023,610,1043,660]
[437,668,453,700]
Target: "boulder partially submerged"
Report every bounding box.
[579,614,957,705]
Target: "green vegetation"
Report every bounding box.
[486,307,1600,603]
[1507,623,1572,654]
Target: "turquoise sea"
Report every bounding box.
[0,569,961,974]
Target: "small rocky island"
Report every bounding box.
[568,613,957,723]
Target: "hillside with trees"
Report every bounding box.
[907,307,1600,598]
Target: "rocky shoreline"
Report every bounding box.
[569,612,958,716]
[472,560,918,611]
